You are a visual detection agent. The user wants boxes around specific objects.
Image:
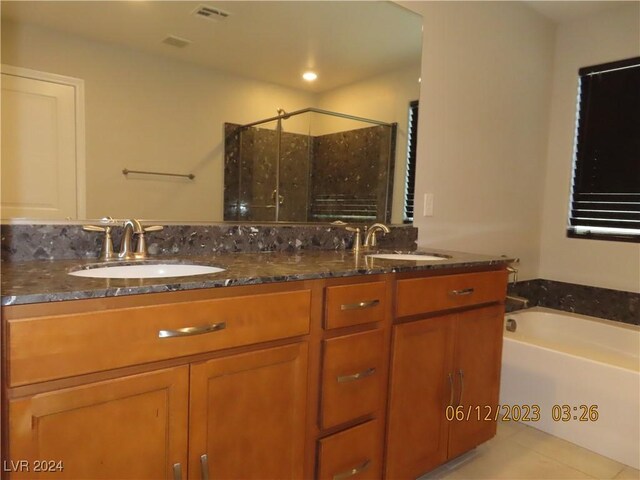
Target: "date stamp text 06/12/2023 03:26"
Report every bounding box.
[445,404,600,423]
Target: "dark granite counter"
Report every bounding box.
[1,249,511,306]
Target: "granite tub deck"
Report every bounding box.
[1,249,512,306]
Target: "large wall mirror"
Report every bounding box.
[1,1,422,224]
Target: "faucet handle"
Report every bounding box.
[345,226,362,254]
[135,225,164,256]
[83,224,108,233]
[82,224,115,261]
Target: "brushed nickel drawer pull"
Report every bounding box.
[158,322,226,338]
[200,454,210,480]
[341,299,380,311]
[457,369,465,407]
[450,288,474,296]
[172,463,182,480]
[333,459,371,480]
[448,372,454,406]
[337,367,376,383]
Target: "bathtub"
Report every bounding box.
[500,307,640,469]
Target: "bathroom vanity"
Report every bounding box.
[1,251,509,480]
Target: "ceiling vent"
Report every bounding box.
[192,5,231,21]
[162,35,192,48]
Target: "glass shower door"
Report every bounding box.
[236,120,280,221]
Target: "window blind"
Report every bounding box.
[404,100,419,223]
[568,56,640,242]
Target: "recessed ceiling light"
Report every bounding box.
[302,71,318,81]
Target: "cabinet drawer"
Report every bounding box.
[325,281,386,329]
[7,289,311,386]
[396,270,507,318]
[317,420,381,480]
[321,330,385,429]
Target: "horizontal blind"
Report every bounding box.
[568,57,640,242]
[404,100,419,223]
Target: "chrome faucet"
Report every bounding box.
[364,223,390,249]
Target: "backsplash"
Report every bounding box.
[507,279,639,326]
[0,223,417,262]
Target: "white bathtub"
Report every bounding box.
[500,307,640,469]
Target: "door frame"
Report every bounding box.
[1,64,87,218]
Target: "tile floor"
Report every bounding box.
[419,421,640,480]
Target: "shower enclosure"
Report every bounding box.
[224,108,397,223]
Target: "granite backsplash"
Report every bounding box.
[1,223,418,262]
[507,278,639,326]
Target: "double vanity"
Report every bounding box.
[1,231,510,480]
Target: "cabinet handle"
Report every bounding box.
[158,322,226,338]
[449,288,474,296]
[333,459,371,480]
[337,367,376,383]
[200,454,210,480]
[457,369,465,407]
[172,463,182,480]
[340,299,380,311]
[448,372,454,406]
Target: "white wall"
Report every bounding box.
[538,3,640,293]
[400,1,555,280]
[2,20,316,221]
[316,66,421,224]
[2,18,419,224]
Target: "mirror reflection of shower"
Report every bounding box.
[224,108,397,223]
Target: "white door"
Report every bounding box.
[1,69,83,219]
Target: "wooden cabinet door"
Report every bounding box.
[385,316,455,480]
[8,366,189,480]
[448,304,504,458]
[189,343,308,480]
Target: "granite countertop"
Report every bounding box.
[1,249,512,306]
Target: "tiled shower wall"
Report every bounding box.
[224,123,395,222]
[310,125,395,222]
[224,124,310,222]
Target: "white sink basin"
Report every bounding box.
[69,263,225,279]
[367,253,449,261]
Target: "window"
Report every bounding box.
[568,56,640,242]
[404,100,419,223]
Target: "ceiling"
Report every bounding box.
[523,1,633,23]
[1,1,423,93]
